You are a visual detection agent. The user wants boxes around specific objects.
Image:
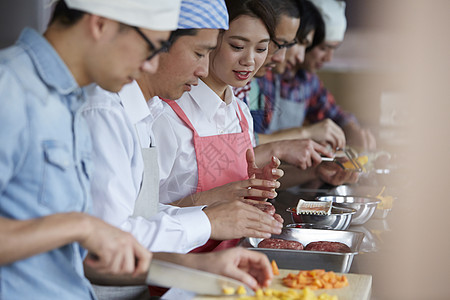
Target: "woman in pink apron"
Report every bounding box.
[153,0,283,254]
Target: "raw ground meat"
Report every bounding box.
[258,238,304,250]
[304,241,352,253]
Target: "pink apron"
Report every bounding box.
[163,98,254,252]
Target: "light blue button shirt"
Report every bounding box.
[0,28,96,299]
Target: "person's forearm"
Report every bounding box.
[258,128,307,145]
[0,213,91,265]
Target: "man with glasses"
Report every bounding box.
[82,0,278,298]
[0,0,180,298]
[234,0,359,188]
[132,26,173,61]
[246,0,375,152]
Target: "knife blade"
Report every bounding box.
[145,259,255,296]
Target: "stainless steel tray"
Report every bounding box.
[240,228,364,273]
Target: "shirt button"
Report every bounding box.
[219,130,224,134]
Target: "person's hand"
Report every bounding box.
[203,200,283,240]
[246,149,283,200]
[80,216,151,277]
[302,119,346,150]
[315,161,360,186]
[344,122,376,151]
[190,178,280,206]
[274,139,333,170]
[247,149,284,181]
[195,248,273,290]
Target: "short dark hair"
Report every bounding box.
[168,28,199,44]
[268,0,301,24]
[225,0,276,38]
[298,0,325,51]
[48,1,85,26]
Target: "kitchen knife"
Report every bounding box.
[145,259,255,296]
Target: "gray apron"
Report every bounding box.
[93,143,159,300]
[266,77,307,133]
[133,146,159,219]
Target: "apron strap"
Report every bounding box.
[161,98,199,136]
[235,102,249,132]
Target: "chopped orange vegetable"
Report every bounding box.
[342,155,368,170]
[282,269,349,290]
[271,260,280,275]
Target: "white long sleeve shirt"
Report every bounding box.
[152,80,256,205]
[81,82,211,253]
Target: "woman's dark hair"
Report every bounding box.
[48,1,85,26]
[225,0,276,38]
[299,0,325,52]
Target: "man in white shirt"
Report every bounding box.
[82,1,280,298]
[83,0,282,277]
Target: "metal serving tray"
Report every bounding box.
[240,228,364,273]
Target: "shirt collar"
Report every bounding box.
[188,79,234,121]
[18,28,80,98]
[119,80,163,126]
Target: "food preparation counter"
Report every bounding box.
[268,182,397,300]
[195,269,372,300]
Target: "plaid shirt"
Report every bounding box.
[234,70,357,134]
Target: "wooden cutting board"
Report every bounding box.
[194,269,372,300]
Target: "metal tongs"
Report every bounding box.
[321,147,363,172]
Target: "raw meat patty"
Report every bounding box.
[304,241,351,253]
[258,238,304,250]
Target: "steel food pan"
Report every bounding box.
[241,228,364,273]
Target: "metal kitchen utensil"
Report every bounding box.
[145,259,254,296]
[241,228,364,272]
[296,199,332,215]
[287,206,356,230]
[321,147,363,172]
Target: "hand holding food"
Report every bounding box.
[203,200,283,240]
[188,178,281,206]
[207,248,273,290]
[247,149,284,182]
[81,215,151,277]
[316,162,360,186]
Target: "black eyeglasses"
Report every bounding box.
[133,27,172,61]
[271,39,298,52]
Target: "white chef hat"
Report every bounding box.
[177,0,228,30]
[64,0,182,31]
[309,0,347,42]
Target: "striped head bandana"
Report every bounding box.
[177,0,229,30]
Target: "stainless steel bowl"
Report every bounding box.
[286,206,356,230]
[317,195,380,225]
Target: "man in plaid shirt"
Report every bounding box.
[237,0,376,151]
